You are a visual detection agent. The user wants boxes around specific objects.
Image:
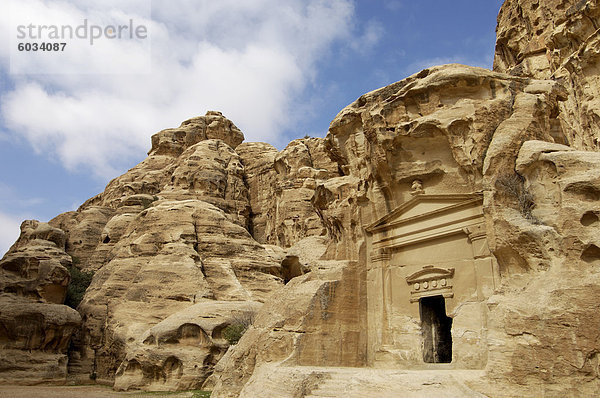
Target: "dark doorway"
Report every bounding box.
[419,295,453,363]
[281,256,303,284]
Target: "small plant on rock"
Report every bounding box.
[65,256,94,309]
[495,173,540,223]
[222,311,256,345]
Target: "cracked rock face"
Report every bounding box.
[241,137,340,248]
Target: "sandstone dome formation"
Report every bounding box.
[1,1,600,397]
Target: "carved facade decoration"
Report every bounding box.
[410,179,425,196]
[365,193,498,369]
[406,266,455,302]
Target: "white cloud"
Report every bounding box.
[0,211,22,258]
[0,0,372,178]
[384,0,403,12]
[350,19,384,54]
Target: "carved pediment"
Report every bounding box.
[406,266,455,283]
[406,265,455,303]
[366,194,482,233]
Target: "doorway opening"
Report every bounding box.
[281,255,303,284]
[419,295,452,363]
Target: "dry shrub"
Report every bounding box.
[495,173,540,223]
[223,311,256,345]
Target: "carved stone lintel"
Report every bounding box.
[406,265,454,302]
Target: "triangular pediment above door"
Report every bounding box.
[366,193,483,234]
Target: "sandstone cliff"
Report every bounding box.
[495,0,600,149]
[0,1,599,397]
[0,221,81,384]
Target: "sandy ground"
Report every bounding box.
[0,385,204,398]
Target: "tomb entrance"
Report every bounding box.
[365,193,499,369]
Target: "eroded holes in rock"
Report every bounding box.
[102,236,110,244]
[212,323,227,340]
[163,356,183,380]
[416,68,430,79]
[281,256,303,284]
[581,244,600,263]
[581,211,599,226]
[565,182,600,201]
[143,335,156,345]
[178,323,209,346]
[0,324,8,345]
[1,259,21,274]
[419,295,452,364]
[124,360,142,375]
[203,345,224,369]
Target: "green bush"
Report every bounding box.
[222,311,256,345]
[65,258,94,309]
[223,324,247,345]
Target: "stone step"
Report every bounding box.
[240,365,487,398]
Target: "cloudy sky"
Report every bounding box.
[0,0,504,255]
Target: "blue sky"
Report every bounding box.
[0,0,504,255]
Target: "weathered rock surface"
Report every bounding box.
[475,140,600,397]
[204,258,365,397]
[0,221,81,384]
[237,366,486,398]
[113,300,261,391]
[2,2,600,397]
[149,111,244,157]
[206,62,575,397]
[238,138,341,248]
[495,0,600,149]
[207,60,599,398]
[36,112,289,390]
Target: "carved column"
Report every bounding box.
[371,248,392,345]
[463,223,497,298]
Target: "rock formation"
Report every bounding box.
[1,1,599,397]
[495,0,600,149]
[0,221,81,384]
[46,112,290,390]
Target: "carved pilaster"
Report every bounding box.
[371,247,391,263]
[463,223,490,258]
